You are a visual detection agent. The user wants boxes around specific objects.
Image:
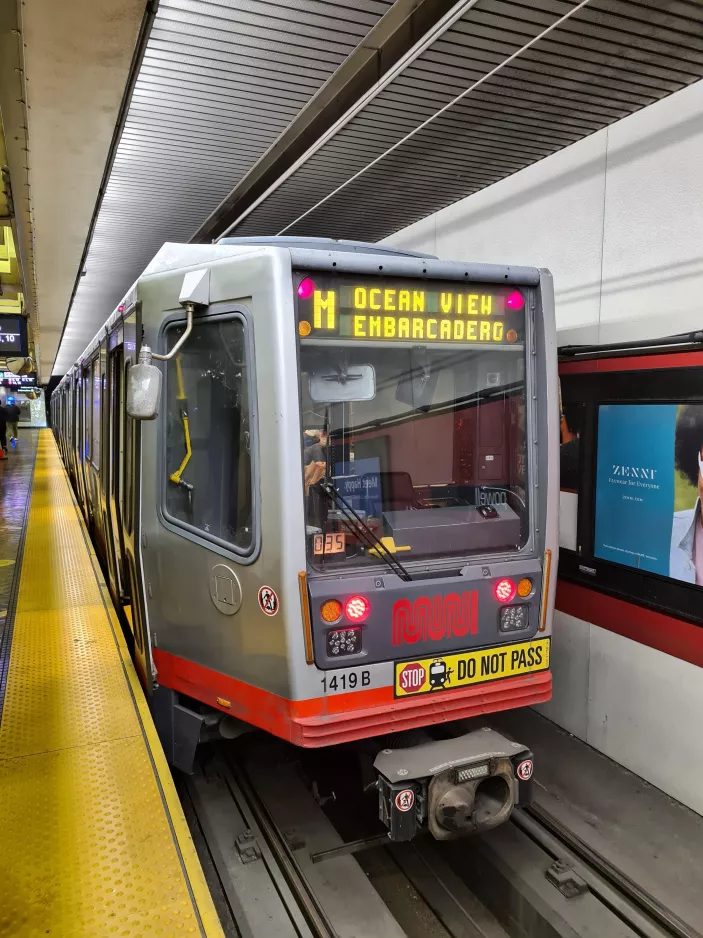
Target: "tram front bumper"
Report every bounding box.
[374,727,534,842]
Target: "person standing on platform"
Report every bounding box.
[0,403,7,459]
[4,400,20,447]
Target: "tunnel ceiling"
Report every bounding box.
[222,0,703,240]
[52,0,396,374]
[54,0,703,375]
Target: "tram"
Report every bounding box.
[52,237,559,841]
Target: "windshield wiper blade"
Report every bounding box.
[319,482,412,582]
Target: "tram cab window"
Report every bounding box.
[163,316,253,553]
[299,343,528,572]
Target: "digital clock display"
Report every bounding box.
[295,273,526,346]
[0,316,25,355]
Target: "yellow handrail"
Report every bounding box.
[169,355,192,485]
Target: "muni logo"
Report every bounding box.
[392,592,478,646]
[611,465,656,479]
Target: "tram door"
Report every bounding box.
[76,373,89,522]
[97,344,121,607]
[119,312,152,692]
[107,342,127,604]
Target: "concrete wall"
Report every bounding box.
[383,80,703,815]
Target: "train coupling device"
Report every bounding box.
[374,728,533,842]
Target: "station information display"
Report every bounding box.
[0,315,27,355]
[0,372,37,387]
[295,273,526,345]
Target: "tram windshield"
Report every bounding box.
[296,272,529,574]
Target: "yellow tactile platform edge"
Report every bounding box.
[0,432,223,938]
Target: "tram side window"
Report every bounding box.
[91,359,101,468]
[164,316,253,553]
[84,369,92,461]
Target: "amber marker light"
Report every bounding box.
[298,321,312,336]
[517,578,533,598]
[506,329,518,343]
[320,599,343,623]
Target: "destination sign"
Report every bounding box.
[295,273,526,345]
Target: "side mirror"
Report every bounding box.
[127,350,162,420]
[126,274,204,420]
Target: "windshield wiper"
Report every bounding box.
[319,482,412,582]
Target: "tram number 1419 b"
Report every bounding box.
[321,670,372,693]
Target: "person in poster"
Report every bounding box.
[670,405,703,584]
[560,404,582,492]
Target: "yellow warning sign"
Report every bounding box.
[394,638,550,698]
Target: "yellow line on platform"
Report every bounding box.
[0,431,223,937]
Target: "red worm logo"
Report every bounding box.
[392,592,478,646]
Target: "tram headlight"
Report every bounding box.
[499,605,529,632]
[326,627,362,657]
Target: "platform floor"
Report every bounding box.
[0,431,223,937]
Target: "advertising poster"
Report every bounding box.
[594,404,702,584]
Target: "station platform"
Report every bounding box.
[0,430,223,937]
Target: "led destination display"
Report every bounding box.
[295,273,526,345]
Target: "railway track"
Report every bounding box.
[180,741,507,938]
[512,804,702,938]
[178,738,701,938]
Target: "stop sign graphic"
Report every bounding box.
[399,662,426,693]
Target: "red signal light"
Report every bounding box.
[505,291,524,311]
[345,595,370,622]
[494,578,516,603]
[297,277,315,300]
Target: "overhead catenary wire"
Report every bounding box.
[276,0,594,236]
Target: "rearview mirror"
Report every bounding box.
[126,360,162,419]
[309,364,376,403]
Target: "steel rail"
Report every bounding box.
[226,757,340,938]
[513,803,701,938]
